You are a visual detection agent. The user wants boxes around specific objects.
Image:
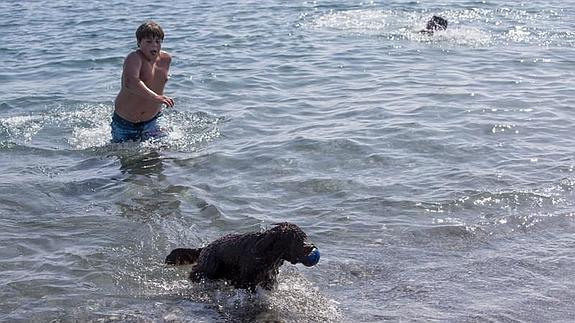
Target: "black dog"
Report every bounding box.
[165,222,320,291]
[422,15,448,34]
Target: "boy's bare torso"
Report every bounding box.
[114,50,170,123]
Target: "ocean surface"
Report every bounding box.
[1,0,575,322]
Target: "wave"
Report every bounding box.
[0,103,222,153]
[303,7,575,47]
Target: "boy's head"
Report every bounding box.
[135,21,164,45]
[426,16,448,31]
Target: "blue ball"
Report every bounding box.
[302,248,320,267]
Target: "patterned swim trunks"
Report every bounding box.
[110,112,166,143]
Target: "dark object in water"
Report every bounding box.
[424,15,448,33]
[165,222,320,291]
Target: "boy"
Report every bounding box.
[111,21,174,143]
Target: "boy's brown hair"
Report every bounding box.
[135,21,165,44]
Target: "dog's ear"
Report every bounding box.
[254,229,279,252]
[253,223,281,251]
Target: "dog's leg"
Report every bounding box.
[165,248,202,265]
[189,246,220,282]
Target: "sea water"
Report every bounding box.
[1,0,575,321]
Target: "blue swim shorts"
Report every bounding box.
[110,112,166,143]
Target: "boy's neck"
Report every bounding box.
[137,48,157,63]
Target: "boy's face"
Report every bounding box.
[138,36,163,60]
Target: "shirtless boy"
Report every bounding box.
[111,21,174,143]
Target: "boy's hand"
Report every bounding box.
[156,95,175,108]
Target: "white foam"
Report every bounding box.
[0,115,44,143]
[0,103,222,152]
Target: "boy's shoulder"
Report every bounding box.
[159,50,172,65]
[125,50,145,62]
[160,50,172,60]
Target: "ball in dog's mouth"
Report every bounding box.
[301,248,320,267]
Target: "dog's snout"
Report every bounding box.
[304,243,315,252]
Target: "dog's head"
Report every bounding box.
[255,222,320,266]
[426,15,448,31]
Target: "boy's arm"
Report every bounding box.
[122,52,174,107]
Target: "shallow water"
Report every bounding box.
[2,0,575,322]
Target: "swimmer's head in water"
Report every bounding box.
[426,16,448,31]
